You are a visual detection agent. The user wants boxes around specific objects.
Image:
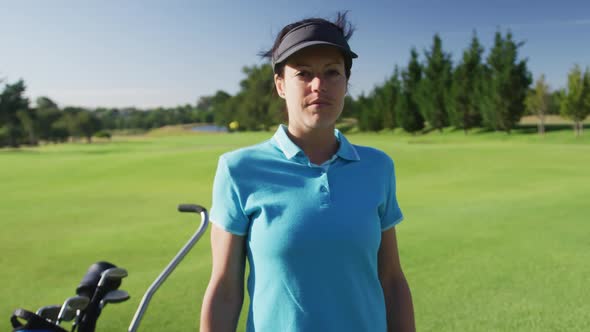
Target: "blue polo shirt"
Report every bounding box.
[210,125,403,332]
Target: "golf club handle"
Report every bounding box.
[128,208,209,332]
[178,204,206,213]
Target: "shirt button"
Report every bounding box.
[320,186,328,192]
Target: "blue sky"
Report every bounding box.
[1,0,589,108]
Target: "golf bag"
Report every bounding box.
[75,261,123,332]
[10,308,67,332]
[10,204,209,332]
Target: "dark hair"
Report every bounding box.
[260,12,355,79]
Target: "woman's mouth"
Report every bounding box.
[308,99,331,107]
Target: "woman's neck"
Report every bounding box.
[286,125,339,165]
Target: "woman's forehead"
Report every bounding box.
[285,46,345,66]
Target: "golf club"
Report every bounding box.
[76,267,128,332]
[99,289,130,310]
[98,268,128,287]
[36,304,61,322]
[56,296,90,325]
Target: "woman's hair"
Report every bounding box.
[260,12,355,79]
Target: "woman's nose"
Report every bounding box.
[310,75,326,92]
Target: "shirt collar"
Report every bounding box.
[272,124,360,162]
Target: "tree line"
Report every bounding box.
[2,30,590,148]
[351,31,589,136]
[201,30,590,136]
[0,83,216,147]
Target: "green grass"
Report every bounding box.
[1,129,589,331]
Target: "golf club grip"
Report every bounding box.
[178,204,205,213]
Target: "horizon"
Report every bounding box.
[2,0,589,109]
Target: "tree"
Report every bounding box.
[418,34,452,132]
[372,87,387,131]
[77,110,101,143]
[548,90,564,115]
[376,84,393,130]
[525,74,551,135]
[560,65,590,136]
[205,90,232,127]
[145,108,166,129]
[62,107,87,140]
[357,77,399,132]
[364,71,403,131]
[125,108,147,130]
[230,64,282,131]
[36,96,58,110]
[484,30,532,133]
[397,48,425,133]
[196,95,214,112]
[50,117,70,142]
[382,67,402,129]
[17,108,38,145]
[35,96,61,142]
[94,107,119,130]
[356,93,374,131]
[450,32,485,133]
[215,93,241,129]
[341,95,358,119]
[0,79,29,147]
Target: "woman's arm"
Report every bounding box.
[200,224,247,332]
[378,227,416,332]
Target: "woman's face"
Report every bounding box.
[275,45,347,133]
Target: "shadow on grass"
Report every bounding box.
[442,124,578,135]
[0,148,41,154]
[514,124,575,134]
[0,139,160,155]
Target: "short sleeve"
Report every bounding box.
[209,155,250,236]
[379,159,404,231]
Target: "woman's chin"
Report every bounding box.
[304,118,337,130]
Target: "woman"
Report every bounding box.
[201,13,415,332]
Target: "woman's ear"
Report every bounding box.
[274,74,285,99]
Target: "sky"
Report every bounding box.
[1,0,589,109]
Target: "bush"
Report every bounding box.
[336,118,358,133]
[0,125,8,147]
[94,130,112,140]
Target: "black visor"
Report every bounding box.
[272,21,358,73]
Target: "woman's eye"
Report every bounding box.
[296,71,311,78]
[326,69,341,77]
